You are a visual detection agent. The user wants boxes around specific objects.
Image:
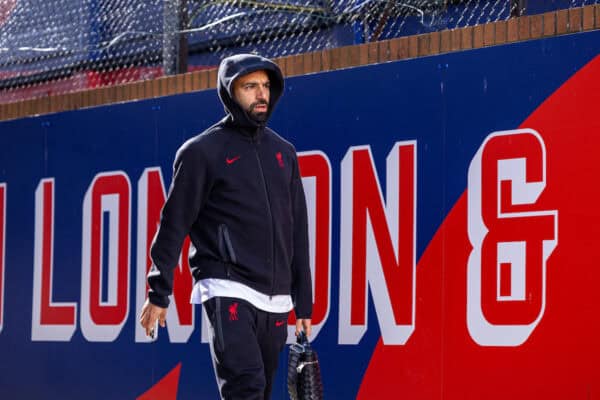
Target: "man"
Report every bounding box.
[139,53,313,400]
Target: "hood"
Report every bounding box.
[217,53,284,130]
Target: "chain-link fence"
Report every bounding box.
[0,0,598,103]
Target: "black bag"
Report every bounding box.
[287,331,324,400]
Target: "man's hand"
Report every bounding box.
[139,298,167,338]
[295,318,312,337]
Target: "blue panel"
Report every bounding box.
[0,30,598,399]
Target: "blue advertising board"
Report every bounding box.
[0,30,599,398]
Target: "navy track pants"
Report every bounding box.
[203,297,289,400]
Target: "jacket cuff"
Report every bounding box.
[294,300,312,320]
[148,291,170,308]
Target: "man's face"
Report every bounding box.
[233,70,271,122]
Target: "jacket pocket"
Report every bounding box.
[218,223,237,264]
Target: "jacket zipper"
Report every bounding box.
[222,225,237,265]
[253,137,276,297]
[218,224,235,278]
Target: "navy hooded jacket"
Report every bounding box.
[147,54,313,319]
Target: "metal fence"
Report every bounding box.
[0,0,598,103]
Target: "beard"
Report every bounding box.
[247,100,269,122]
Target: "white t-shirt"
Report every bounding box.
[190,278,294,313]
